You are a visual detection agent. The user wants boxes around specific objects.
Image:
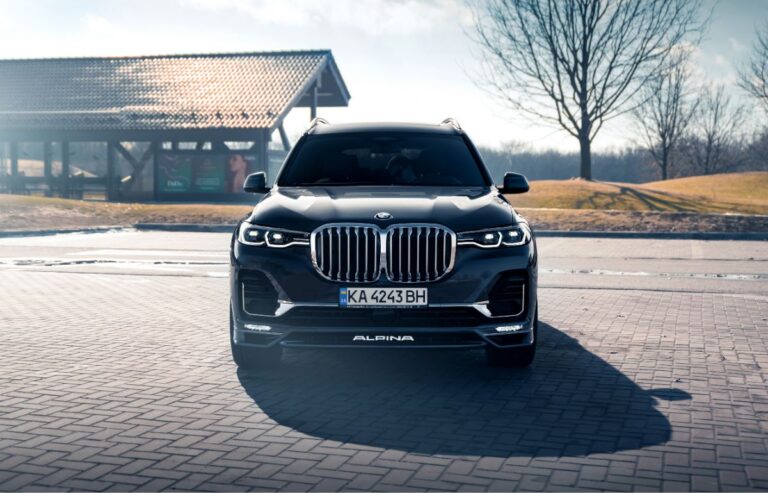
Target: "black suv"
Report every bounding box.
[229,119,538,368]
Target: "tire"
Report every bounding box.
[485,309,537,368]
[230,310,282,370]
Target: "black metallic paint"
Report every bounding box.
[229,123,538,350]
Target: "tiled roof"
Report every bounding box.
[0,51,349,132]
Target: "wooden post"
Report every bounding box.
[310,81,318,120]
[61,141,70,198]
[152,142,159,201]
[9,142,18,177]
[278,123,291,151]
[257,130,268,176]
[43,142,53,197]
[107,141,116,201]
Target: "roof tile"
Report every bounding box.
[0,51,338,131]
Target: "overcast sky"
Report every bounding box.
[0,0,766,150]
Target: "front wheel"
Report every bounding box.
[230,311,282,370]
[485,310,537,368]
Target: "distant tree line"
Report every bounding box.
[479,128,768,184]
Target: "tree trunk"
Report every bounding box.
[660,148,669,180]
[579,134,592,180]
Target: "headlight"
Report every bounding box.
[238,222,309,248]
[457,224,531,248]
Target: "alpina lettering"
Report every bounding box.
[353,335,415,342]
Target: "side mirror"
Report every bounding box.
[243,172,269,193]
[500,172,529,194]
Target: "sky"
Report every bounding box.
[0,0,766,151]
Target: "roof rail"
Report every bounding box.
[440,117,462,131]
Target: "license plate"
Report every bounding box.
[340,287,428,307]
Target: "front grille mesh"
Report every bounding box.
[488,272,526,317]
[313,226,380,282]
[241,271,279,316]
[386,226,454,283]
[312,224,455,283]
[279,307,489,327]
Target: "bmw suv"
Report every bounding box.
[229,119,537,368]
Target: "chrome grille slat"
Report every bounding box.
[336,227,341,280]
[386,224,454,284]
[407,227,412,282]
[415,227,420,282]
[311,223,454,283]
[345,226,350,282]
[433,228,438,279]
[364,228,368,281]
[312,224,380,283]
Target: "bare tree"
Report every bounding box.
[632,52,697,180]
[739,22,768,113]
[471,0,705,179]
[683,85,746,175]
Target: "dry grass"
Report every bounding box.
[1,172,767,233]
[520,208,768,233]
[0,195,251,231]
[643,171,768,207]
[509,172,768,215]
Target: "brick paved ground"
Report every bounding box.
[1,269,768,491]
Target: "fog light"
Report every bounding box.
[244,323,271,332]
[495,324,524,333]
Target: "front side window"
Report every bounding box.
[277,133,489,187]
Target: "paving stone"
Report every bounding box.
[0,269,766,491]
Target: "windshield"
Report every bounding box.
[277,133,490,187]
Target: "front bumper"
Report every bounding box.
[230,235,538,350]
[232,312,536,349]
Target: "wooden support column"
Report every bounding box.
[278,123,291,151]
[9,142,18,177]
[43,142,53,197]
[257,130,268,176]
[152,142,159,201]
[114,142,154,191]
[107,142,116,201]
[61,142,70,199]
[310,81,318,120]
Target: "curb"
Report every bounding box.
[133,223,237,233]
[533,230,768,241]
[2,224,767,241]
[0,226,129,238]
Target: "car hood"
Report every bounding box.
[247,186,522,233]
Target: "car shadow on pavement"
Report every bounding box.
[236,322,690,458]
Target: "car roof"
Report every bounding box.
[306,121,461,136]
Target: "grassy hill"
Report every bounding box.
[509,172,768,215]
[1,172,767,232]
